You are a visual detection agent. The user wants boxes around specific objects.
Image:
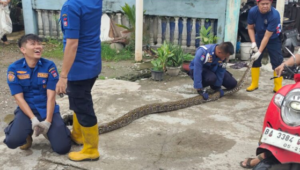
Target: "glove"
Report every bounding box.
[211,86,224,97]
[34,126,44,137]
[251,51,261,61]
[38,120,51,135]
[197,89,209,100]
[31,117,40,130]
[251,42,258,53]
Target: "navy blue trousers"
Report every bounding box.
[189,68,237,90]
[67,77,98,127]
[253,37,283,70]
[3,108,71,154]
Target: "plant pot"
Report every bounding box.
[166,66,181,76]
[181,61,191,73]
[151,70,164,81]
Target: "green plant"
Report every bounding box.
[166,43,184,67]
[151,59,164,71]
[151,41,174,71]
[117,3,145,32]
[196,26,218,45]
[182,53,194,62]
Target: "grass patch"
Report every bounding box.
[43,40,134,61]
[98,75,106,80]
[101,43,134,61]
[43,39,64,60]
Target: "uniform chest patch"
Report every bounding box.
[17,74,30,79]
[38,73,48,78]
[17,71,27,74]
[7,72,15,82]
[207,55,212,63]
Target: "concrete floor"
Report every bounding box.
[0,61,295,170]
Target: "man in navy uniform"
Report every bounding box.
[189,42,237,100]
[4,34,71,154]
[56,0,102,161]
[246,0,283,93]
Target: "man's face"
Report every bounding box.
[216,49,230,61]
[20,40,43,60]
[258,0,272,14]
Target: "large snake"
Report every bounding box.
[63,60,254,134]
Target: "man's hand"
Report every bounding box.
[34,126,44,137]
[31,117,40,130]
[38,120,51,135]
[197,89,209,100]
[251,51,261,61]
[251,42,258,53]
[212,87,224,97]
[56,77,67,95]
[275,63,285,77]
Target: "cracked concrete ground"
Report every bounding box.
[0,44,296,170]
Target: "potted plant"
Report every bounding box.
[151,59,164,81]
[181,53,194,73]
[151,41,174,81]
[166,43,183,76]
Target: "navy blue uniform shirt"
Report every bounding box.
[189,44,226,89]
[248,6,281,40]
[7,58,60,119]
[60,0,102,81]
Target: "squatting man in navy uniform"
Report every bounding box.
[3,34,71,154]
[55,0,102,161]
[189,42,237,100]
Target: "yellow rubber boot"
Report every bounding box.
[71,113,83,145]
[68,124,100,161]
[246,67,260,92]
[19,135,32,150]
[273,71,283,93]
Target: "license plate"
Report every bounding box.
[261,127,300,155]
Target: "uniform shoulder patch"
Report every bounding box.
[7,72,15,82]
[201,55,205,61]
[51,70,58,78]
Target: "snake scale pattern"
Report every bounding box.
[63,60,254,134]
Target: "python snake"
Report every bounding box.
[63,60,254,134]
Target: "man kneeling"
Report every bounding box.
[3,34,71,154]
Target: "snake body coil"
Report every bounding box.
[63,60,254,134]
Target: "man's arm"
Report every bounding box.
[56,39,78,94]
[14,93,35,119]
[275,53,300,77]
[248,24,256,43]
[193,49,206,90]
[258,30,273,53]
[214,67,226,87]
[45,89,56,123]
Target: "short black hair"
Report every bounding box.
[18,34,42,48]
[218,42,234,55]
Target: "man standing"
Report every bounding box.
[246,0,283,93]
[56,0,102,161]
[189,42,237,100]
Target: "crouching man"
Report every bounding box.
[3,34,71,154]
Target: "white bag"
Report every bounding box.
[0,4,12,38]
